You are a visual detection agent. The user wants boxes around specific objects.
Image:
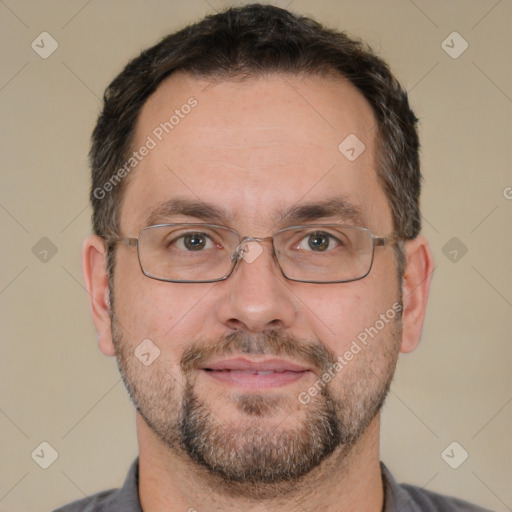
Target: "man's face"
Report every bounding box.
[110,72,402,489]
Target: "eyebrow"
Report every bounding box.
[142,196,365,229]
[275,197,365,226]
[143,198,231,227]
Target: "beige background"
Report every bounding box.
[1,1,511,511]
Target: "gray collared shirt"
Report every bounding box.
[53,459,494,511]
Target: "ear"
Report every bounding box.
[82,234,115,356]
[400,235,434,354]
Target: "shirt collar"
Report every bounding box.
[381,462,422,512]
[120,458,418,512]
[114,457,142,511]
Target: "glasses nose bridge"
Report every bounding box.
[231,234,275,263]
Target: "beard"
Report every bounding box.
[111,303,402,495]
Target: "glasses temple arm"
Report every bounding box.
[105,236,138,247]
[374,234,406,247]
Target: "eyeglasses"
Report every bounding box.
[113,223,401,284]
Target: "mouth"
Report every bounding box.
[199,357,314,390]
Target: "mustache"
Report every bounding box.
[180,330,338,375]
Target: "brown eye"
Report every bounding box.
[182,233,208,251]
[307,232,332,251]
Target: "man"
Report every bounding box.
[57,4,491,511]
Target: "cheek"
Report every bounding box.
[112,250,212,349]
[310,288,402,400]
[301,255,400,357]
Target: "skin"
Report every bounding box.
[83,72,434,511]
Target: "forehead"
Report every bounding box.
[120,71,391,234]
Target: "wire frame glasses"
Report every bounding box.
[114,223,400,284]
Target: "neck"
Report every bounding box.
[137,413,384,512]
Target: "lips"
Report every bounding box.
[199,357,312,389]
[203,357,310,372]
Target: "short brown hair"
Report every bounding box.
[90,3,420,275]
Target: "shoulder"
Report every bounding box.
[52,489,118,512]
[382,463,494,512]
[51,458,141,512]
[399,483,495,512]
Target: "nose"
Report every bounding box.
[214,239,296,333]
